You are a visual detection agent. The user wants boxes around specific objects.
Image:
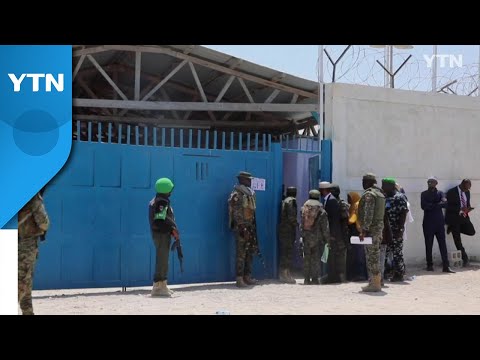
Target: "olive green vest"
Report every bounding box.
[366,187,385,222]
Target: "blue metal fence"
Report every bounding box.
[34,121,283,290]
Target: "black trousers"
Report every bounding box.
[423,222,449,268]
[450,224,469,263]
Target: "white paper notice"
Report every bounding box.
[251,178,266,191]
[350,236,372,245]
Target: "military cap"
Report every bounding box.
[319,181,332,189]
[309,189,321,199]
[237,171,253,179]
[382,177,396,184]
[362,173,377,181]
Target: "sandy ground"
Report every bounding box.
[29,264,480,315]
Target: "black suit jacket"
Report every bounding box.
[324,194,342,242]
[445,186,471,226]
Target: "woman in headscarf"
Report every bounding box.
[346,191,368,281]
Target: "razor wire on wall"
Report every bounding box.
[318,45,479,96]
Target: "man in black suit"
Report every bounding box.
[421,176,455,273]
[445,179,475,267]
[319,181,344,283]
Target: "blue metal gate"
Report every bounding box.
[34,122,283,289]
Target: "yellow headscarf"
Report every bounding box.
[348,191,361,231]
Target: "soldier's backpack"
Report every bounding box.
[302,203,321,231]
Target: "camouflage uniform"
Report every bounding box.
[228,178,257,285]
[385,191,409,278]
[334,197,350,281]
[278,195,298,278]
[300,192,330,284]
[358,181,385,287]
[18,192,50,315]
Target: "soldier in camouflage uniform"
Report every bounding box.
[357,173,385,292]
[300,190,330,285]
[382,178,409,282]
[330,184,350,283]
[278,186,298,284]
[18,187,50,315]
[228,171,259,288]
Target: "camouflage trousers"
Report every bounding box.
[18,236,39,315]
[278,227,295,271]
[303,235,320,280]
[235,232,254,277]
[368,244,387,282]
[387,233,405,277]
[364,229,383,277]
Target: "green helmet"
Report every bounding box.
[155,178,174,194]
[309,189,321,199]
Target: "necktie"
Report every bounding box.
[461,192,467,217]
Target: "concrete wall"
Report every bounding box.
[325,83,480,266]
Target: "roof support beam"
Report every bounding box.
[73,98,318,112]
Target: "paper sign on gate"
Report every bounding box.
[251,178,266,191]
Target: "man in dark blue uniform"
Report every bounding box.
[420,176,455,273]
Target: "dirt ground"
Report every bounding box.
[29,263,480,315]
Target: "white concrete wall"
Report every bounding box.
[325,83,480,266]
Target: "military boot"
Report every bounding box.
[243,275,258,285]
[165,280,175,295]
[151,281,172,297]
[278,269,289,283]
[285,269,297,284]
[361,274,382,292]
[236,276,248,288]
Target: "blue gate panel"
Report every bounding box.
[123,147,151,189]
[62,188,96,237]
[35,243,61,289]
[61,244,94,282]
[93,245,121,281]
[95,145,121,187]
[94,188,122,237]
[36,127,282,289]
[69,143,94,186]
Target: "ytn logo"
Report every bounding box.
[423,54,463,68]
[8,73,64,92]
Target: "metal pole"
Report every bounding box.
[389,45,394,88]
[478,45,480,96]
[384,46,389,87]
[432,45,438,92]
[318,45,324,142]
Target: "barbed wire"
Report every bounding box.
[317,45,479,96]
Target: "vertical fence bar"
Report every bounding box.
[108,123,112,143]
[118,124,123,144]
[127,125,131,145]
[205,130,210,149]
[213,131,217,150]
[161,128,165,147]
[87,122,92,142]
[98,122,102,143]
[188,129,193,148]
[197,130,202,149]
[238,132,242,151]
[262,133,266,151]
[180,129,184,148]
[230,132,234,150]
[153,127,157,146]
[76,120,81,142]
[222,132,226,150]
[135,126,139,145]
[247,133,251,151]
[144,126,148,146]
[171,128,175,147]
